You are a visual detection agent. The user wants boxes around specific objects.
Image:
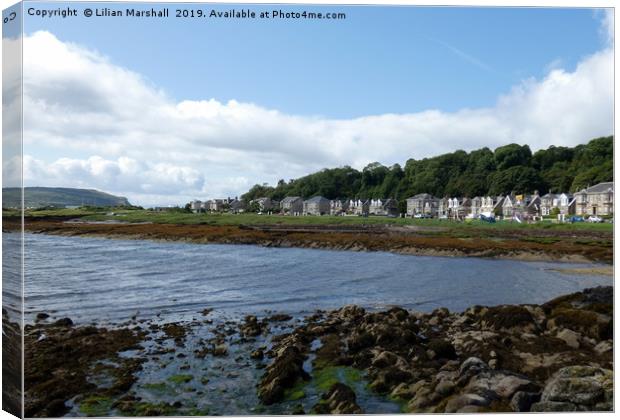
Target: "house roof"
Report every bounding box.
[229,199,245,207]
[281,196,302,204]
[585,182,614,194]
[408,193,437,200]
[306,196,329,203]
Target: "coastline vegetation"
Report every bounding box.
[241,136,613,204]
[4,207,612,233]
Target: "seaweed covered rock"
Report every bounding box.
[481,305,539,333]
[531,365,613,411]
[240,315,267,337]
[24,321,146,417]
[257,338,310,405]
[427,339,457,360]
[313,383,362,414]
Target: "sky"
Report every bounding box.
[2,2,615,206]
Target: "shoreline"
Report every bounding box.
[5,218,613,264]
[17,286,614,416]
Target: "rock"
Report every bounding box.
[213,344,228,357]
[445,393,490,413]
[265,314,292,322]
[346,331,374,351]
[510,391,541,412]
[556,328,580,349]
[369,367,412,393]
[488,359,498,369]
[291,404,305,415]
[36,313,50,321]
[390,382,416,400]
[427,339,457,360]
[493,375,539,399]
[312,383,362,414]
[458,357,488,380]
[539,366,612,408]
[336,305,366,321]
[593,340,612,355]
[371,350,400,369]
[53,318,74,327]
[240,315,265,337]
[439,360,460,371]
[406,383,438,411]
[434,380,455,397]
[481,305,538,333]
[547,308,606,340]
[44,399,67,417]
[258,344,309,405]
[456,405,485,413]
[250,349,264,360]
[428,316,441,326]
[530,401,577,412]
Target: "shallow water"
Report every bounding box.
[11,233,612,325]
[5,233,614,415]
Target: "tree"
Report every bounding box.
[494,144,532,171]
[239,136,613,201]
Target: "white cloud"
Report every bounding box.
[600,8,614,46]
[17,21,614,206]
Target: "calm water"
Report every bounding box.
[7,232,612,325]
[4,232,614,415]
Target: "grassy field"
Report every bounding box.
[5,207,613,233]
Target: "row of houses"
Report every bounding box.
[189,182,613,220]
[406,182,613,220]
[190,196,400,216]
[189,198,246,213]
[249,196,400,217]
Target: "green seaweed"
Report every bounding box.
[142,382,168,392]
[186,407,211,416]
[167,374,193,384]
[313,366,363,392]
[79,396,113,417]
[283,378,308,401]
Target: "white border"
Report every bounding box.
[0,1,616,420]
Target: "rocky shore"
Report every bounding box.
[7,218,613,263]
[256,286,613,414]
[21,286,613,416]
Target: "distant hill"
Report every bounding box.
[2,187,131,209]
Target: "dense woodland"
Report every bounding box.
[242,136,613,205]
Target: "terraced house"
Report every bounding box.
[250,197,276,212]
[369,199,399,217]
[502,193,541,220]
[280,196,303,215]
[540,193,573,216]
[448,197,471,220]
[348,199,370,216]
[406,193,439,217]
[329,199,349,216]
[303,196,330,216]
[573,182,614,216]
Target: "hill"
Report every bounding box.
[242,136,613,206]
[2,187,131,209]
